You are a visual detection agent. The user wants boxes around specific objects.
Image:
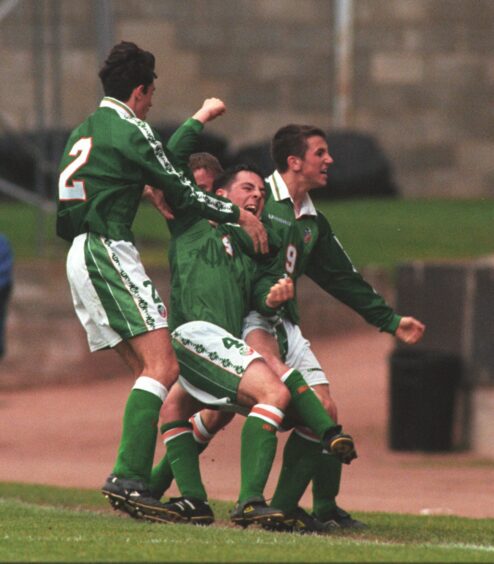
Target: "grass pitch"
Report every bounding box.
[2,198,493,269]
[1,483,493,562]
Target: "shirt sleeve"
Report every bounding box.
[122,118,240,224]
[305,212,401,334]
[166,118,204,167]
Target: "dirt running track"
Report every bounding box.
[1,328,492,519]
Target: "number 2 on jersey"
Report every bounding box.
[285,244,297,274]
[58,137,92,201]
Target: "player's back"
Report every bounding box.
[56,104,145,243]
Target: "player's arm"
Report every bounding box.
[124,125,267,252]
[166,98,226,165]
[250,249,294,316]
[144,98,226,221]
[305,212,410,335]
[265,277,294,309]
[395,316,425,344]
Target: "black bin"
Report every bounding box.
[389,349,461,451]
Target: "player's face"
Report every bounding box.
[135,83,155,120]
[193,167,216,192]
[220,171,266,218]
[299,135,333,190]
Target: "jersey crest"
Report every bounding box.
[303,227,312,244]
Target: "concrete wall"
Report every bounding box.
[395,257,494,456]
[1,0,494,198]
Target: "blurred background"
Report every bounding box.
[0,0,493,482]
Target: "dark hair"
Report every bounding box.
[188,152,223,177]
[98,41,157,101]
[213,163,264,193]
[271,124,327,172]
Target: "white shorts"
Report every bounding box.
[66,233,168,352]
[242,310,329,387]
[172,320,262,408]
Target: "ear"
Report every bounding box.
[134,84,146,99]
[287,155,302,172]
[215,188,227,198]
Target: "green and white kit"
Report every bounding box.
[173,320,262,407]
[67,233,167,351]
[242,169,402,383]
[58,98,240,349]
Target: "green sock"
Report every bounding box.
[282,369,336,437]
[271,431,321,514]
[238,404,282,504]
[312,451,342,519]
[112,388,162,482]
[161,421,207,501]
[150,441,208,499]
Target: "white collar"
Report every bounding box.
[267,170,317,218]
[100,97,137,119]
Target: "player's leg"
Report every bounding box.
[310,384,366,529]
[66,234,179,522]
[172,321,288,526]
[244,316,356,532]
[244,320,355,460]
[110,328,179,483]
[281,321,365,529]
[149,409,234,500]
[155,383,215,525]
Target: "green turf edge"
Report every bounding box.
[0,482,493,563]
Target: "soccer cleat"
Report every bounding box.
[284,507,334,534]
[101,474,184,524]
[322,426,357,465]
[161,497,215,526]
[263,506,334,535]
[318,506,368,529]
[230,497,285,528]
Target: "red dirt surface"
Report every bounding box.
[1,328,492,519]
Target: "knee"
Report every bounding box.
[164,357,180,388]
[201,409,234,434]
[261,381,290,412]
[147,356,180,390]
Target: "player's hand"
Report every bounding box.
[143,185,175,220]
[395,316,426,345]
[192,98,226,124]
[266,277,294,308]
[238,208,268,254]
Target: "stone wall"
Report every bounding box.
[1,0,493,197]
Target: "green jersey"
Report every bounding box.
[164,116,283,335]
[56,98,239,243]
[264,170,400,334]
[168,218,280,336]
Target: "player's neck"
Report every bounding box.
[281,171,310,211]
